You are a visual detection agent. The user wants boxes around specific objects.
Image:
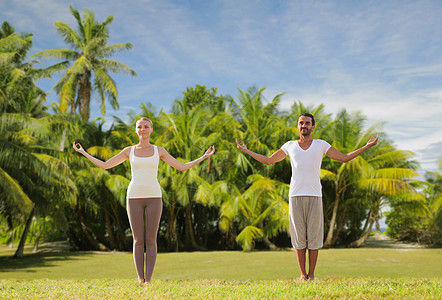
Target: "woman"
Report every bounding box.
[73,117,215,284]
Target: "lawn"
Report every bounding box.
[0,244,441,298]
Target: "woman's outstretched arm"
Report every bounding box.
[73,142,130,170]
[158,146,215,172]
[235,138,286,165]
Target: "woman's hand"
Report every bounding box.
[204,146,215,157]
[366,135,379,148]
[73,142,85,153]
[235,138,248,152]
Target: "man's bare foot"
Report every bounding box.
[144,278,151,285]
[307,275,315,281]
[138,278,144,284]
[299,274,309,282]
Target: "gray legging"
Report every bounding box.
[127,197,163,280]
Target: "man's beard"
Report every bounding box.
[301,128,311,136]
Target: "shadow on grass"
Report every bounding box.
[0,252,95,273]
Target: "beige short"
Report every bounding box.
[289,196,324,250]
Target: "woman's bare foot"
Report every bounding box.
[138,278,145,284]
[144,278,151,285]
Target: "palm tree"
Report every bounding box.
[31,6,136,121]
[385,168,442,245]
[321,109,419,247]
[0,21,46,116]
[73,167,129,250]
[348,147,421,247]
[0,113,76,257]
[1,22,78,256]
[220,174,289,251]
[65,119,133,250]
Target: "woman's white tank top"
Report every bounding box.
[126,145,162,199]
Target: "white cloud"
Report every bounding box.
[388,64,442,77]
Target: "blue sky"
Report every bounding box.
[2,0,441,174]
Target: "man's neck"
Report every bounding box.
[299,135,313,143]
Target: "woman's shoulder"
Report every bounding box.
[121,146,133,155]
[155,145,165,151]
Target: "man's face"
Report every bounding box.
[297,116,315,137]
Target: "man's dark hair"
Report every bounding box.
[299,113,315,126]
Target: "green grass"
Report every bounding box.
[1,278,440,299]
[0,245,441,298]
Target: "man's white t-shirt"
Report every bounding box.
[281,139,331,197]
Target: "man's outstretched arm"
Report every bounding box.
[236,138,286,165]
[326,135,379,163]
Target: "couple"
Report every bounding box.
[73,113,378,284]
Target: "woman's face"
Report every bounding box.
[135,120,153,137]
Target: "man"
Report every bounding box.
[235,113,378,281]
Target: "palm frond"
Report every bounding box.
[104,174,130,206]
[31,48,79,60]
[236,225,263,251]
[93,66,117,96]
[371,168,419,180]
[54,21,83,49]
[320,169,336,180]
[100,43,134,58]
[0,167,33,214]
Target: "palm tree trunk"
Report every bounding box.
[350,197,381,247]
[78,208,108,251]
[165,197,179,252]
[263,237,279,250]
[324,192,340,248]
[332,205,348,245]
[112,207,127,250]
[349,210,377,247]
[184,204,205,251]
[104,209,117,249]
[59,128,67,151]
[14,204,35,258]
[32,230,42,253]
[79,73,91,121]
[360,208,372,233]
[8,230,13,248]
[226,223,237,250]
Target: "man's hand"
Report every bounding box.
[203,146,216,157]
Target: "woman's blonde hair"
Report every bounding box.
[137,117,153,125]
